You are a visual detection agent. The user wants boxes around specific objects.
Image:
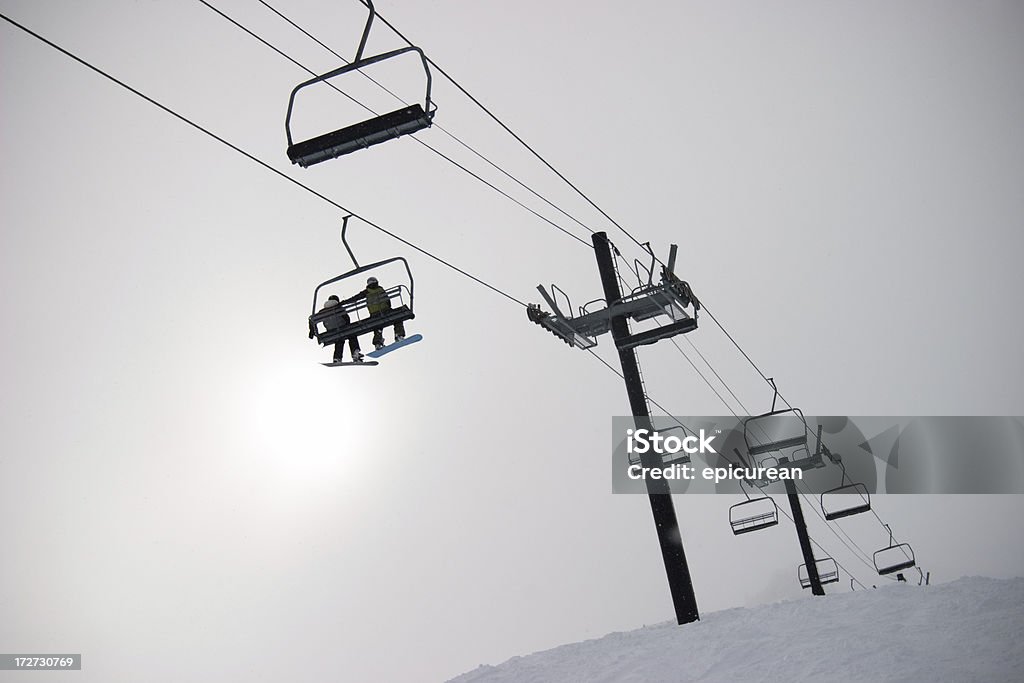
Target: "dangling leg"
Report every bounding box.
[348,336,363,362]
[332,341,344,362]
[372,328,384,350]
[394,320,406,342]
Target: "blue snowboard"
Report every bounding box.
[367,334,423,358]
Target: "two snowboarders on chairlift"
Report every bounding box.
[312,276,405,363]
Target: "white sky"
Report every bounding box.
[2,1,1023,681]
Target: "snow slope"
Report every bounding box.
[450,577,1024,683]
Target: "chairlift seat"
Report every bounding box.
[729,498,779,535]
[288,104,434,167]
[821,483,871,521]
[314,305,413,346]
[799,558,840,588]
[874,543,916,575]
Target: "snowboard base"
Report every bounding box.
[321,360,380,367]
[367,334,423,358]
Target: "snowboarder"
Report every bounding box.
[310,294,364,363]
[343,276,405,350]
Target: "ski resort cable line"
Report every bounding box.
[0,8,697,421]
[257,0,603,243]
[4,6,906,602]
[198,0,592,246]
[0,11,526,313]
[0,8,699,416]
[357,0,653,253]
[285,0,435,165]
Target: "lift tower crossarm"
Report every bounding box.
[527,247,698,351]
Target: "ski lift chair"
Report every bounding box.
[743,409,823,471]
[874,525,916,575]
[799,558,840,588]
[285,0,435,166]
[821,479,871,521]
[729,495,779,535]
[310,258,414,346]
[309,216,415,355]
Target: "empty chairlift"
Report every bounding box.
[285,0,435,166]
[821,469,871,521]
[874,525,916,576]
[728,449,779,535]
[799,558,840,589]
[743,408,823,470]
[729,494,779,535]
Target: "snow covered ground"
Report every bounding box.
[450,577,1024,683]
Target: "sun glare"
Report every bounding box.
[233,354,380,492]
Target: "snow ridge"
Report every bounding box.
[450,577,1024,683]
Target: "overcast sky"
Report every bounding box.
[2,1,1023,681]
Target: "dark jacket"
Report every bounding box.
[344,285,391,315]
[309,299,351,339]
